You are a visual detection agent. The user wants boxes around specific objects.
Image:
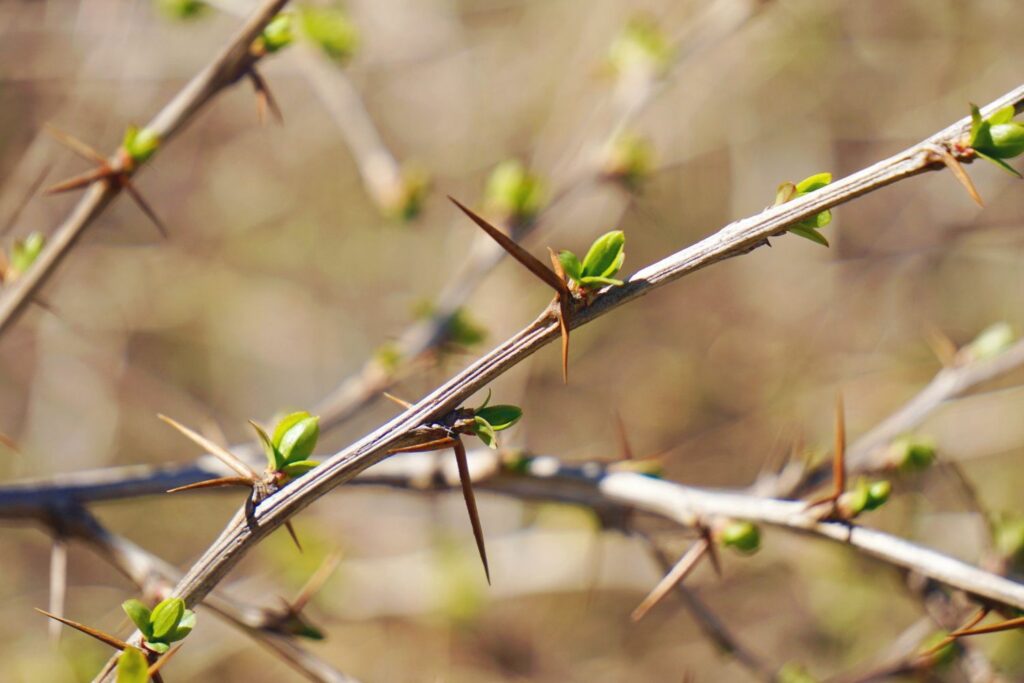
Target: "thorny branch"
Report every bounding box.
[86,83,1024,681]
[0,0,291,336]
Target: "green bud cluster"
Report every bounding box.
[558,231,626,291]
[252,411,321,480]
[122,126,161,165]
[719,519,761,554]
[122,597,195,654]
[472,393,523,449]
[774,172,833,246]
[969,104,1024,176]
[299,6,359,63]
[483,160,547,225]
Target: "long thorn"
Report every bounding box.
[951,614,1024,638]
[284,520,303,553]
[149,643,183,677]
[250,68,283,125]
[453,437,490,584]
[45,166,114,195]
[388,436,457,454]
[805,393,846,509]
[34,608,132,651]
[44,124,107,165]
[158,414,260,480]
[382,392,414,409]
[448,196,568,295]
[122,180,169,239]
[631,538,710,622]
[614,412,634,461]
[167,476,255,494]
[939,146,984,207]
[558,296,571,384]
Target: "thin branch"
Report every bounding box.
[0,0,291,336]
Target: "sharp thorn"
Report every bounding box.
[158,414,260,480]
[631,538,710,622]
[939,146,984,207]
[34,608,132,651]
[45,166,114,195]
[453,437,490,584]
[122,180,169,239]
[166,476,255,494]
[284,520,303,553]
[382,392,414,409]
[448,195,568,295]
[43,124,108,165]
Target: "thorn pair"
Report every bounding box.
[919,607,1024,660]
[448,196,575,383]
[44,125,168,238]
[35,608,180,682]
[159,415,303,552]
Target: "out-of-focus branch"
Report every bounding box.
[39,505,356,683]
[0,0,291,337]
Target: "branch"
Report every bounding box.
[43,505,356,682]
[0,0,290,336]
[85,83,1024,683]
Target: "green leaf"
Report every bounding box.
[988,122,1024,158]
[149,598,184,641]
[280,460,319,478]
[147,641,170,654]
[558,250,583,282]
[975,150,1022,177]
[970,103,985,144]
[251,421,284,471]
[580,231,625,280]
[473,416,498,449]
[773,182,797,206]
[260,13,294,53]
[864,480,891,511]
[123,126,160,164]
[719,520,760,554]
[10,232,45,274]
[788,226,830,247]
[116,647,149,683]
[299,6,359,62]
[121,600,152,639]
[795,172,832,193]
[484,160,547,221]
[168,609,195,642]
[990,104,1017,125]
[578,275,624,287]
[475,405,522,431]
[273,412,319,464]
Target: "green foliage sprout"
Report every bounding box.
[122,126,161,165]
[483,160,547,224]
[471,392,523,449]
[257,13,294,54]
[607,15,673,78]
[558,230,626,291]
[299,6,359,63]
[122,597,195,654]
[719,520,761,554]
[969,104,1024,177]
[115,647,149,683]
[252,411,321,480]
[774,172,833,246]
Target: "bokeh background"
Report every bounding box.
[2,0,1024,680]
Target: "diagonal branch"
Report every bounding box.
[0,0,291,337]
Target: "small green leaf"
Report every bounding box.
[251,420,284,471]
[259,13,294,53]
[169,609,196,642]
[473,416,498,449]
[299,6,359,62]
[578,275,624,287]
[719,520,760,554]
[149,598,184,641]
[864,480,891,511]
[121,600,152,639]
[966,322,1015,361]
[147,641,170,654]
[274,412,319,464]
[280,460,319,478]
[475,405,522,431]
[795,172,832,194]
[10,232,45,274]
[580,230,625,280]
[484,160,547,222]
[116,647,149,683]
[788,226,829,247]
[989,104,1017,125]
[975,150,1022,177]
[122,126,160,164]
[558,250,583,282]
[890,434,936,471]
[987,122,1024,158]
[773,182,798,206]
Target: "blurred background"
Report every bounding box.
[2,0,1024,680]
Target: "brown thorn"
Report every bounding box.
[938,146,984,208]
[149,643,183,677]
[45,165,115,195]
[558,296,571,384]
[387,436,457,454]
[923,323,958,368]
[34,608,132,651]
[452,436,490,584]
[1,163,52,238]
[631,537,710,622]
[158,414,260,480]
[382,391,414,409]
[950,614,1024,639]
[167,476,255,494]
[122,179,169,239]
[249,68,283,126]
[702,527,722,578]
[291,551,342,613]
[805,392,846,509]
[448,196,568,295]
[284,520,303,553]
[43,124,108,165]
